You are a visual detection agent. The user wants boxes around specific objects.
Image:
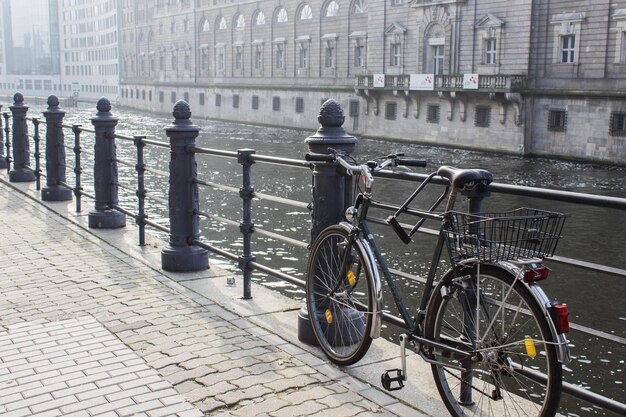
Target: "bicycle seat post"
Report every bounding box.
[462,187,490,216]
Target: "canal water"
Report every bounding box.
[38,102,626,416]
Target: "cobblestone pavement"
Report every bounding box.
[0,182,418,416]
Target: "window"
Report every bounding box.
[484,38,496,64]
[171,53,177,71]
[233,94,240,108]
[235,48,242,69]
[201,49,209,71]
[276,8,288,23]
[217,49,225,71]
[427,104,440,123]
[392,0,402,4]
[184,53,191,70]
[475,106,491,127]
[352,0,367,14]
[385,102,397,120]
[610,112,626,136]
[255,11,266,25]
[184,19,190,32]
[390,43,401,66]
[432,45,444,74]
[159,91,164,103]
[325,1,339,17]
[252,95,259,109]
[202,19,210,32]
[325,45,335,68]
[159,54,165,71]
[548,110,567,132]
[295,97,304,113]
[349,100,359,117]
[255,49,263,69]
[199,93,205,105]
[171,21,176,33]
[273,96,280,111]
[236,14,245,28]
[171,92,176,103]
[184,92,189,102]
[219,16,227,30]
[300,5,313,20]
[275,45,285,69]
[354,45,364,67]
[215,94,222,106]
[299,48,309,69]
[561,35,575,63]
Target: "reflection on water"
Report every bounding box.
[45,103,626,416]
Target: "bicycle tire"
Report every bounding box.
[424,264,562,417]
[306,225,374,366]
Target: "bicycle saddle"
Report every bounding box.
[437,165,493,190]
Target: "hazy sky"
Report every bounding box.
[10,0,50,49]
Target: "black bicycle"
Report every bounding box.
[305,150,571,417]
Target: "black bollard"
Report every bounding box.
[9,92,36,182]
[299,99,358,345]
[42,95,72,201]
[161,100,208,272]
[0,105,6,170]
[88,97,126,228]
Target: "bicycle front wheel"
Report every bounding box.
[425,264,562,417]
[306,225,374,366]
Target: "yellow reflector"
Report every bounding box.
[524,335,537,358]
[325,309,333,324]
[347,270,356,286]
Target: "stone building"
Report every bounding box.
[118,0,626,165]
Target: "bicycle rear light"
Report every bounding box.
[550,303,570,334]
[523,266,550,283]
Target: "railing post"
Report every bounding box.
[3,111,11,175]
[32,118,41,190]
[0,105,6,170]
[300,99,357,345]
[161,100,208,272]
[238,149,256,299]
[72,124,83,212]
[88,97,125,228]
[134,135,147,246]
[304,99,357,244]
[9,92,36,182]
[42,95,73,201]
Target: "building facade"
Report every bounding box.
[0,0,120,102]
[117,1,626,164]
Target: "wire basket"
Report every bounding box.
[444,208,567,262]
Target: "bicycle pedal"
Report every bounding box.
[381,369,405,391]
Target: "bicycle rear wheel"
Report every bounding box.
[425,264,562,417]
[306,225,374,366]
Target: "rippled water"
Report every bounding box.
[28,102,625,416]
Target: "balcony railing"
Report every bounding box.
[356,74,527,92]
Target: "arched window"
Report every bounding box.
[255,11,266,25]
[202,19,210,32]
[325,1,339,17]
[219,16,227,30]
[351,0,367,15]
[300,5,313,20]
[236,14,245,28]
[276,8,288,23]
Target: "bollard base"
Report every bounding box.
[88,209,126,229]
[42,186,73,202]
[161,245,209,272]
[297,306,319,346]
[9,168,36,182]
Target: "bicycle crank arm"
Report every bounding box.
[381,334,409,391]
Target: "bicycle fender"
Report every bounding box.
[496,262,571,364]
[336,221,384,339]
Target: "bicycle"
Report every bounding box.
[304,149,571,417]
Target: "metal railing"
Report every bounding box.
[0,93,624,416]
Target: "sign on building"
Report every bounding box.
[463,74,479,89]
[410,74,434,91]
[373,74,385,88]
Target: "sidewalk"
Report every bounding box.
[0,179,446,417]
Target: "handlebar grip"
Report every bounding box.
[397,159,427,168]
[387,216,412,244]
[305,152,335,162]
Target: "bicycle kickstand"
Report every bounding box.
[381,334,408,391]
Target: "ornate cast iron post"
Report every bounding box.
[161,100,208,272]
[88,98,126,229]
[238,148,256,299]
[305,99,357,243]
[300,99,358,345]
[9,92,36,182]
[42,95,72,201]
[0,105,7,170]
